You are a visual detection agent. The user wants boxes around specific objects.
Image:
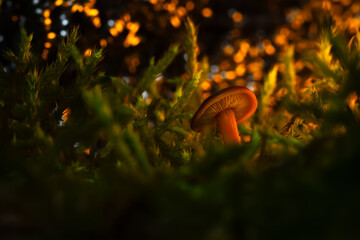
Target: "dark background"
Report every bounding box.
[0,0,306,77]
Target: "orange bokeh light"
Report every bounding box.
[235,64,246,76]
[127,22,140,33]
[47,32,56,39]
[43,9,50,18]
[226,71,236,80]
[232,12,243,22]
[85,49,92,57]
[201,80,212,91]
[115,20,124,32]
[93,17,101,28]
[100,39,108,47]
[176,6,187,17]
[55,0,63,6]
[44,18,52,25]
[44,42,52,48]
[213,73,223,83]
[170,16,181,28]
[109,27,118,37]
[202,8,213,18]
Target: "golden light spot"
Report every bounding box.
[123,13,131,22]
[263,39,275,55]
[167,3,176,12]
[176,6,187,17]
[129,35,141,46]
[93,17,101,28]
[85,49,92,57]
[44,18,52,25]
[223,45,234,56]
[109,27,118,37]
[11,15,18,22]
[47,32,56,39]
[186,1,195,11]
[202,8,213,18]
[84,148,90,155]
[127,22,140,33]
[201,80,212,91]
[100,38,107,47]
[235,64,246,76]
[115,20,124,32]
[71,4,78,12]
[83,4,90,12]
[44,42,52,48]
[55,0,63,6]
[274,34,287,46]
[226,71,236,80]
[77,5,84,12]
[87,9,99,17]
[124,34,141,47]
[249,47,258,57]
[213,73,223,83]
[240,41,250,51]
[265,44,275,55]
[233,52,245,63]
[232,12,243,22]
[62,108,71,122]
[149,0,158,4]
[170,16,181,28]
[43,9,50,18]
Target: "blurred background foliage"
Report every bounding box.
[1,0,360,239]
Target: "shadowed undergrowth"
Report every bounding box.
[0,14,360,240]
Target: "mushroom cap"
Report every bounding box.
[191,86,257,132]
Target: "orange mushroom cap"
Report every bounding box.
[191,86,257,132]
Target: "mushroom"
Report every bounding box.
[191,86,257,144]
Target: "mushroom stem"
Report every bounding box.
[216,108,241,144]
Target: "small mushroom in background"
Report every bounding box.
[191,86,257,144]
